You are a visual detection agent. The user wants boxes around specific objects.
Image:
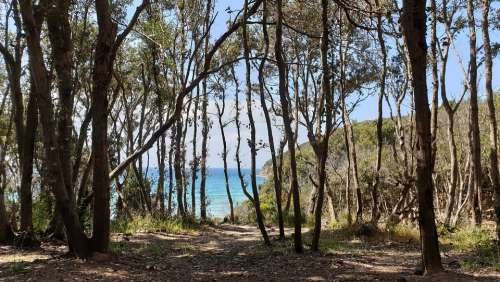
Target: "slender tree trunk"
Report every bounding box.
[258,0,284,240]
[174,120,185,218]
[481,0,500,238]
[443,115,458,226]
[340,39,362,224]
[233,67,254,203]
[466,0,482,226]
[276,0,302,252]
[429,0,439,170]
[215,89,234,223]
[157,135,166,214]
[168,130,175,215]
[199,81,209,221]
[191,86,200,216]
[311,0,333,251]
[402,0,443,274]
[371,0,386,224]
[199,0,212,222]
[342,108,353,226]
[243,0,270,245]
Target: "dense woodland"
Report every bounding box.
[1,0,500,278]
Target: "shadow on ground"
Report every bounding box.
[0,224,498,281]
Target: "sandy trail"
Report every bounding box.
[0,224,498,281]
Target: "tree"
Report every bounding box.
[214,75,235,223]
[401,0,443,274]
[311,0,335,251]
[466,0,482,226]
[480,0,500,239]
[276,0,302,253]
[91,0,149,253]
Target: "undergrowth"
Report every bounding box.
[320,220,499,272]
[111,216,201,235]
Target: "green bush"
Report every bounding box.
[111,216,199,235]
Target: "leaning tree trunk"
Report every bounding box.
[402,0,443,274]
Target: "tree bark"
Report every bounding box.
[401,0,443,274]
[243,0,270,245]
[481,0,500,238]
[19,86,38,237]
[215,87,234,223]
[258,0,284,240]
[466,0,482,226]
[371,0,386,224]
[311,0,334,251]
[276,0,302,252]
[19,0,91,258]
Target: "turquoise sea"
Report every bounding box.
[148,168,265,218]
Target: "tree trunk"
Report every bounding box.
[481,0,500,239]
[243,0,270,245]
[215,89,234,223]
[258,0,284,240]
[402,0,443,274]
[371,0,387,224]
[19,87,37,237]
[91,0,117,252]
[168,129,175,215]
[19,0,91,258]
[276,0,302,252]
[174,120,186,218]
[311,0,334,251]
[191,86,200,217]
[233,67,254,203]
[429,0,439,170]
[199,0,212,222]
[466,0,482,226]
[0,133,14,243]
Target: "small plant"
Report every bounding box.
[142,243,163,257]
[6,260,27,275]
[110,241,127,254]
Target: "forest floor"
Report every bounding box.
[0,224,499,281]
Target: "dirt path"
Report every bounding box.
[0,224,498,281]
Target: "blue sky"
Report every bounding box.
[127,0,500,169]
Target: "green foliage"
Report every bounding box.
[5,260,27,275]
[109,241,128,255]
[142,243,164,257]
[111,216,199,235]
[440,226,500,271]
[32,193,52,233]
